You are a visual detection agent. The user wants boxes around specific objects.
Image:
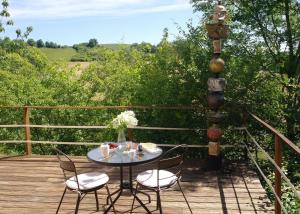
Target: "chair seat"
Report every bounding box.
[136,170,178,188]
[66,172,109,191]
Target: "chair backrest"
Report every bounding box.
[157,144,187,186]
[158,155,183,171]
[53,148,80,190]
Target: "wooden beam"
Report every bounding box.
[275,135,282,214]
[249,112,300,155]
[23,107,31,156]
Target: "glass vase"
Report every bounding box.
[117,129,126,143]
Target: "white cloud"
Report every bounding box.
[9,0,192,19]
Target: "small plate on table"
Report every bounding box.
[104,142,118,152]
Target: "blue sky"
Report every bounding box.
[6,0,201,45]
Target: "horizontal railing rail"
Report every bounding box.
[249,113,300,155]
[0,105,247,154]
[0,140,242,148]
[245,129,300,199]
[244,112,300,214]
[0,124,245,131]
[0,124,202,131]
[0,105,204,154]
[0,105,203,110]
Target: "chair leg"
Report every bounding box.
[177,181,193,214]
[94,191,99,211]
[136,189,151,203]
[156,191,159,210]
[56,187,67,214]
[74,193,81,214]
[157,191,163,214]
[130,183,139,214]
[106,185,116,214]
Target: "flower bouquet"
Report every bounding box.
[110,111,138,143]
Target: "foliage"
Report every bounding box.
[27,38,64,48]
[0,0,13,33]
[45,41,61,48]
[191,0,300,210]
[36,39,44,48]
[27,38,36,46]
[87,38,98,48]
[130,42,157,53]
[256,162,300,214]
[71,44,131,62]
[0,0,32,41]
[192,0,300,140]
[0,20,290,154]
[15,26,32,40]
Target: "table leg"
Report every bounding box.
[104,189,122,214]
[129,166,133,192]
[104,165,151,214]
[107,165,123,202]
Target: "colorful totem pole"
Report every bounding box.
[206,0,229,169]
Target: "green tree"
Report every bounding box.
[192,0,300,140]
[192,1,300,212]
[0,0,32,40]
[27,38,36,46]
[0,0,13,33]
[87,38,98,48]
[15,26,33,40]
[130,42,156,53]
[36,39,44,48]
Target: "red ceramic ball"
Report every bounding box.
[207,127,223,141]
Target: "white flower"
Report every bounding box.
[111,110,138,129]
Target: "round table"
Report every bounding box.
[87,144,163,214]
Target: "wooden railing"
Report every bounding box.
[1,105,245,155]
[1,105,299,214]
[243,112,300,214]
[0,105,203,155]
[0,105,248,154]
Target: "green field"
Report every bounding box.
[102,43,130,50]
[40,47,76,62]
[39,44,129,62]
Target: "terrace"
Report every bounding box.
[0,105,299,214]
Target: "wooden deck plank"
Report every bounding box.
[0,155,274,214]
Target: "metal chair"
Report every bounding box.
[130,144,193,214]
[54,148,116,214]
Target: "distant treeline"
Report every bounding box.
[28,37,157,54]
[27,38,66,48]
[27,38,100,49]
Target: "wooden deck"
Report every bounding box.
[0,155,274,214]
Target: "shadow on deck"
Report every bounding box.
[0,155,274,214]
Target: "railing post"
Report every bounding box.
[23,107,32,155]
[275,135,282,214]
[242,111,249,161]
[242,110,249,127]
[128,128,133,142]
